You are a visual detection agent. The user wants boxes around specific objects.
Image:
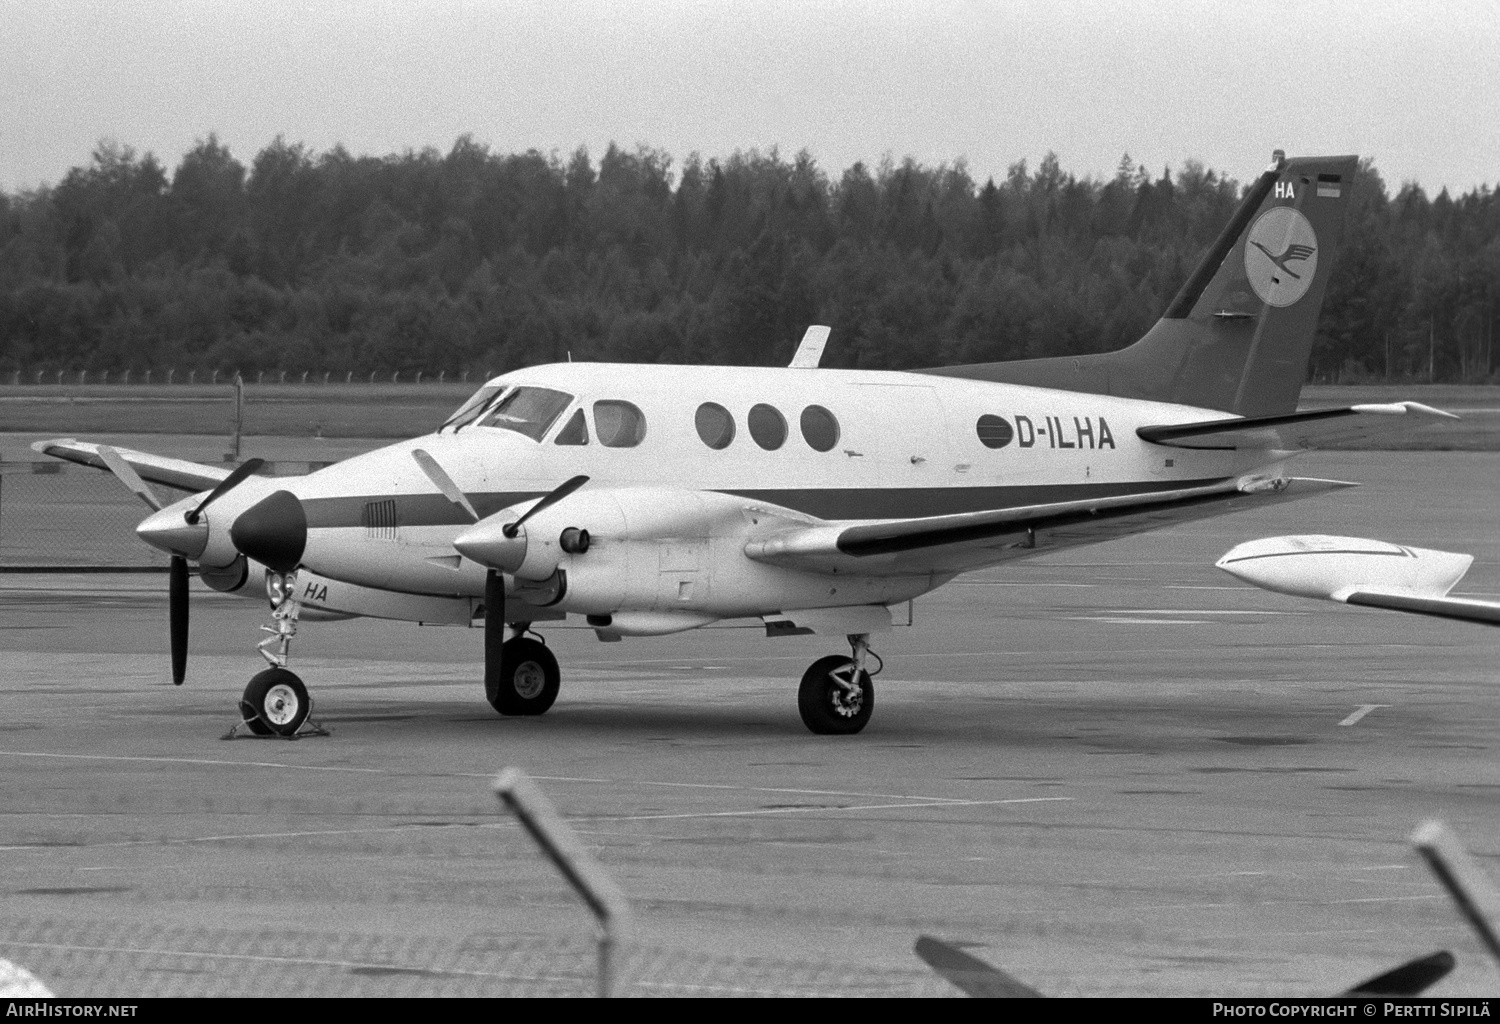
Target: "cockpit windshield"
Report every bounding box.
[475,386,574,441]
[440,384,506,432]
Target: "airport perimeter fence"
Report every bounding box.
[0,918,955,998]
[0,462,165,571]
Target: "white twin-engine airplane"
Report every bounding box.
[38,151,1457,736]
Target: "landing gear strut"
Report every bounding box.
[797,633,877,735]
[225,570,327,739]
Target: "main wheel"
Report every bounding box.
[487,637,561,716]
[798,655,874,735]
[240,667,310,737]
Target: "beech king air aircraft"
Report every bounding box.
[37,151,1457,736]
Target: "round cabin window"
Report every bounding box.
[976,414,1014,449]
[800,405,840,452]
[695,402,736,450]
[747,404,788,450]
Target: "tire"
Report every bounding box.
[797,655,874,735]
[240,667,311,737]
[487,637,560,716]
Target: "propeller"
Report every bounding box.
[504,475,589,538]
[101,449,267,686]
[95,445,163,511]
[484,569,506,704]
[186,458,266,524]
[169,555,189,684]
[411,449,480,523]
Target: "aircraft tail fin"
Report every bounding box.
[927,151,1361,417]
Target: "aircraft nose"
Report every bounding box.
[229,490,307,574]
[453,520,527,574]
[137,506,208,560]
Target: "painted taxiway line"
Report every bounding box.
[0,938,577,984]
[0,753,996,808]
[0,749,387,774]
[544,777,976,804]
[453,773,978,805]
[1066,616,1204,625]
[587,794,1074,823]
[0,821,513,853]
[1338,704,1390,727]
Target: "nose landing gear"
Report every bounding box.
[797,633,878,735]
[224,570,329,739]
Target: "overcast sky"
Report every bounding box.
[2,0,1495,195]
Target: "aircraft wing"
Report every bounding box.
[31,438,231,493]
[1138,402,1456,450]
[745,476,1355,576]
[1217,535,1500,627]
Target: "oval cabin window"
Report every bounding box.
[747,404,788,450]
[695,402,736,450]
[976,414,1014,449]
[593,400,647,448]
[799,405,840,452]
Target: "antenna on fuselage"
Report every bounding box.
[789,325,831,369]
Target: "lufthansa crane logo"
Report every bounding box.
[1243,206,1318,307]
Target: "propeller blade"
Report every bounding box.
[484,570,506,701]
[913,936,1045,998]
[169,555,189,685]
[503,475,589,538]
[1344,950,1455,996]
[186,458,266,524]
[412,449,479,523]
[96,445,162,511]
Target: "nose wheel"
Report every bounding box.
[239,667,310,736]
[224,570,329,739]
[797,634,878,735]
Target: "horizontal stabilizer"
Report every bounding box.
[1138,402,1456,450]
[1218,534,1500,627]
[31,438,232,493]
[747,476,1354,575]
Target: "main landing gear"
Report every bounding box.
[485,628,561,716]
[797,633,879,735]
[225,570,328,739]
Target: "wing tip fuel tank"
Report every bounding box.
[1216,534,1474,601]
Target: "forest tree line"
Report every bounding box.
[0,135,1496,383]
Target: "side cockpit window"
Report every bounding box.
[594,400,647,448]
[554,408,589,446]
[476,386,574,441]
[441,384,505,432]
